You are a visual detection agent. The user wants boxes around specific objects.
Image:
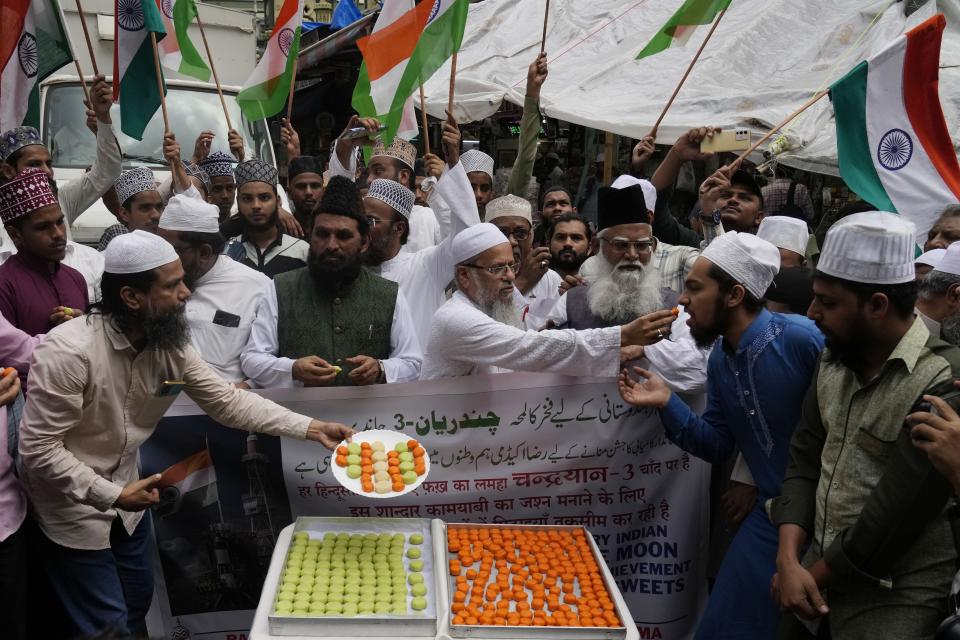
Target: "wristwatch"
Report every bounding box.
[700,207,722,226]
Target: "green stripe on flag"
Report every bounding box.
[237,28,301,121]
[173,0,211,81]
[636,0,732,59]
[830,61,896,212]
[120,39,166,140]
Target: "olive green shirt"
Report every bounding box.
[507,95,541,198]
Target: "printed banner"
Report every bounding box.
[143,373,710,640]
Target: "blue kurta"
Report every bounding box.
[659,309,824,639]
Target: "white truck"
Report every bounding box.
[44,0,276,245]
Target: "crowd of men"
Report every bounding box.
[3,55,960,640]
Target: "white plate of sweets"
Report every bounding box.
[331,430,430,498]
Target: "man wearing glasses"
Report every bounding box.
[419,223,676,380]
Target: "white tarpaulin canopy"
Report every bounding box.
[422,0,960,176]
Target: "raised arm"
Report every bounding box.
[507,53,547,197]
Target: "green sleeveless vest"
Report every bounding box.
[274,267,398,386]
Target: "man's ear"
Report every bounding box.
[727,283,747,308]
[117,207,131,226]
[0,162,16,180]
[119,285,145,312]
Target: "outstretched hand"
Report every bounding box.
[306,420,355,450]
[618,367,671,409]
[526,52,548,99]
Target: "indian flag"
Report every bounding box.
[156,0,211,82]
[1,0,74,131]
[157,448,219,515]
[352,0,469,145]
[114,0,167,141]
[237,0,303,121]
[636,0,732,59]
[830,13,960,237]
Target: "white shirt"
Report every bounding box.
[404,205,442,253]
[522,269,563,329]
[59,121,123,235]
[538,295,708,395]
[371,163,480,347]
[420,290,622,380]
[240,282,422,388]
[0,240,103,303]
[186,256,271,383]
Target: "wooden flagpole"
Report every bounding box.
[149,33,170,133]
[648,8,728,139]
[74,0,100,75]
[540,0,551,53]
[447,52,458,116]
[73,59,91,107]
[195,12,234,131]
[286,59,299,124]
[731,89,829,167]
[419,83,431,156]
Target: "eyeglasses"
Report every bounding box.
[462,262,519,276]
[496,227,530,241]
[600,237,655,253]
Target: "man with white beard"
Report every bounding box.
[540,183,707,394]
[419,223,676,380]
[917,241,960,343]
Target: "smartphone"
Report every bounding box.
[700,128,751,153]
[156,380,185,397]
[342,125,387,140]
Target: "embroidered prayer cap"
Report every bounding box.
[597,184,647,231]
[932,242,960,276]
[0,126,42,162]
[184,162,211,194]
[461,149,495,179]
[452,223,510,265]
[198,150,237,178]
[234,159,278,187]
[159,194,220,234]
[701,231,781,299]
[371,137,417,171]
[289,155,324,180]
[918,247,947,270]
[610,174,657,213]
[817,211,915,284]
[757,216,809,256]
[365,179,414,219]
[114,167,158,206]
[104,230,179,274]
[484,194,532,225]
[0,168,59,225]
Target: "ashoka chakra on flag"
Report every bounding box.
[118,0,145,31]
[18,33,39,78]
[877,129,913,171]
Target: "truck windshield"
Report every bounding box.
[42,83,274,169]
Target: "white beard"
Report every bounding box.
[467,271,523,328]
[587,254,663,323]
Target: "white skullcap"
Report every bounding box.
[701,231,781,299]
[817,211,915,284]
[918,248,947,269]
[757,216,809,256]
[159,194,220,233]
[610,174,657,213]
[485,194,532,224]
[104,230,179,275]
[451,223,510,265]
[365,179,414,219]
[461,149,494,179]
[932,243,960,276]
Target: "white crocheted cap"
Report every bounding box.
[610,174,657,213]
[104,230,179,275]
[114,167,157,205]
[918,247,947,270]
[932,243,960,275]
[461,149,494,179]
[159,194,220,233]
[701,231,781,298]
[451,223,510,265]
[485,194,532,224]
[757,216,809,256]
[365,178,414,219]
[818,211,915,284]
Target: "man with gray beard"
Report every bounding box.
[916,241,960,343]
[419,223,675,380]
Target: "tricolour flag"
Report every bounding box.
[636,0,732,59]
[156,0,211,81]
[157,448,219,515]
[352,0,468,146]
[1,0,74,131]
[114,0,168,141]
[237,0,304,121]
[830,14,960,235]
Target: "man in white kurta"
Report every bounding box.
[158,195,271,384]
[419,224,677,380]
